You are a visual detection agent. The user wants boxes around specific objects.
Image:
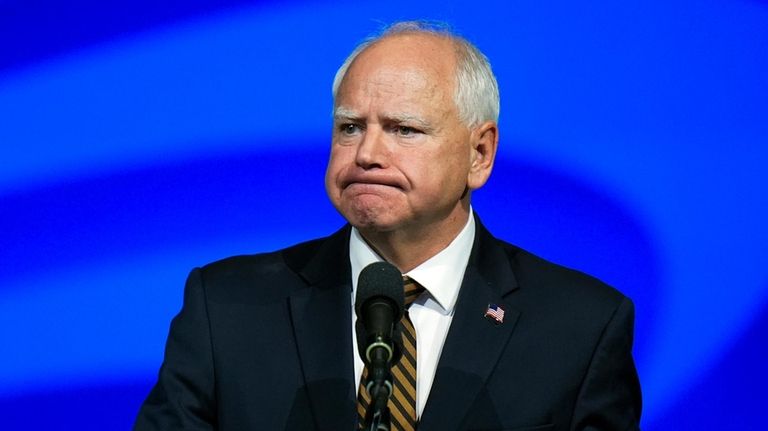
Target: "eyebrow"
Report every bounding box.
[333,107,432,129]
[333,107,361,121]
[384,113,431,129]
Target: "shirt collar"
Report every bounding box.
[349,208,476,315]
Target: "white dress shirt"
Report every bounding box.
[349,209,476,418]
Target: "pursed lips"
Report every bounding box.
[341,174,404,191]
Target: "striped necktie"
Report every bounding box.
[357,275,425,430]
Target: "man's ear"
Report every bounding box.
[467,121,499,190]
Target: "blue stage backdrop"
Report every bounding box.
[1,1,766,429]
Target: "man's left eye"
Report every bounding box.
[396,126,418,136]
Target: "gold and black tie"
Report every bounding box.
[357,276,425,430]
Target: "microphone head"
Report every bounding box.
[355,262,405,323]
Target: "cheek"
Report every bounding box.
[434,145,470,173]
[325,148,351,192]
[324,154,340,191]
[429,150,471,194]
[329,143,355,163]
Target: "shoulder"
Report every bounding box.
[481,228,630,322]
[484,232,637,363]
[508,241,625,302]
[191,227,349,304]
[198,236,326,280]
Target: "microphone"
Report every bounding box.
[355,262,404,431]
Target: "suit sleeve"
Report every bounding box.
[134,268,217,430]
[570,297,642,431]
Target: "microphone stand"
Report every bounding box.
[363,335,395,431]
[364,378,391,431]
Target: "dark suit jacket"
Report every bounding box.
[135,218,641,430]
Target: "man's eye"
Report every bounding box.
[341,124,361,135]
[396,126,418,136]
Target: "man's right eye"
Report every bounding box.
[340,123,362,135]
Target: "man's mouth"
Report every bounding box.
[342,175,403,190]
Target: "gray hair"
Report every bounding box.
[331,21,500,128]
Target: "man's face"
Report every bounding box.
[325,34,489,235]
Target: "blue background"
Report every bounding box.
[1,0,766,429]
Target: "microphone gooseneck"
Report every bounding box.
[355,262,404,431]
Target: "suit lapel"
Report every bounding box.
[287,226,358,431]
[419,219,521,431]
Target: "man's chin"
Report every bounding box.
[344,211,401,233]
[336,200,398,229]
[350,218,397,233]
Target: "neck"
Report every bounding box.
[359,203,471,273]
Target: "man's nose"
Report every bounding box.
[355,127,389,169]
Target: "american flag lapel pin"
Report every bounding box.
[484,303,505,324]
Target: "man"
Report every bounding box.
[135,21,641,431]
